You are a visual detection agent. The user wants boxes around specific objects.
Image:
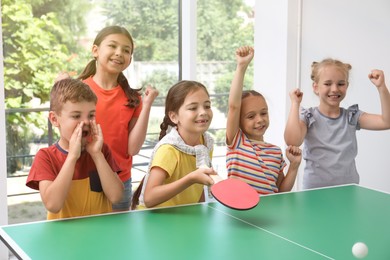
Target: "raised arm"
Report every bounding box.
[284,88,307,146]
[359,69,390,130]
[226,46,254,146]
[128,86,159,155]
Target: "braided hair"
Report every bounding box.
[159,80,210,140]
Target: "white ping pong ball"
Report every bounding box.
[352,242,368,259]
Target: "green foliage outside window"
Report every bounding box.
[2,0,90,174]
[102,0,254,109]
[1,0,254,175]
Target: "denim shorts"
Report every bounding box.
[112,178,132,211]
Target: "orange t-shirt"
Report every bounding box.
[84,77,142,182]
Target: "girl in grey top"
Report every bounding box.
[284,59,390,189]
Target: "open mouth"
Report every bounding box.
[82,130,89,138]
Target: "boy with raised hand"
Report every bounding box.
[26,78,124,219]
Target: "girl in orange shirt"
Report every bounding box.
[78,26,159,211]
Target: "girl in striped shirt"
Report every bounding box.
[226,46,302,194]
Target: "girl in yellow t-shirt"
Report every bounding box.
[132,80,217,209]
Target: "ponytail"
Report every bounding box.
[117,72,142,108]
[130,177,145,210]
[78,60,96,81]
[159,115,176,140]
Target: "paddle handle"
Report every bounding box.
[199,165,223,203]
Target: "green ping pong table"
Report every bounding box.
[1,184,390,259]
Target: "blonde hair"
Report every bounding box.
[50,78,97,114]
[311,58,352,83]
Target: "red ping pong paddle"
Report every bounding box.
[210,177,260,210]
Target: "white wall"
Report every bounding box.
[301,0,390,192]
[181,0,197,80]
[254,0,301,189]
[255,0,390,192]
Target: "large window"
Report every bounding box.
[2,0,254,224]
[2,0,181,225]
[196,0,254,175]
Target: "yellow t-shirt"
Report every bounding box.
[47,178,113,220]
[137,144,206,209]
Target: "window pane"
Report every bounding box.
[2,0,180,223]
[197,0,255,177]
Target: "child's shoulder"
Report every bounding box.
[37,143,63,155]
[344,104,359,112]
[256,141,282,151]
[155,143,179,154]
[338,104,361,118]
[264,142,282,149]
[299,106,316,114]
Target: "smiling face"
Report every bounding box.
[169,88,213,145]
[92,33,133,76]
[50,101,96,151]
[313,65,349,109]
[240,95,269,141]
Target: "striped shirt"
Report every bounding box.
[226,129,286,194]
